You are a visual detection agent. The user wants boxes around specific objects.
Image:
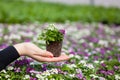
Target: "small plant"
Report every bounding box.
[38,24,65,57]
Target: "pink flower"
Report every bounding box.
[59,29,65,35]
[30,77,37,80]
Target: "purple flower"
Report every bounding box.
[83,77,86,80]
[30,70,42,74]
[42,64,47,71]
[89,37,99,43]
[107,70,114,75]
[100,70,107,75]
[26,67,34,73]
[101,63,106,67]
[59,29,65,35]
[83,52,89,57]
[55,62,63,66]
[76,72,83,79]
[107,56,112,60]
[100,48,106,55]
[57,69,68,74]
[69,51,76,55]
[82,42,89,48]
[94,56,99,60]
[0,44,8,49]
[14,67,21,72]
[30,77,37,80]
[14,58,32,66]
[114,66,119,70]
[118,57,120,62]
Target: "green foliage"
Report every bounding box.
[38,24,64,43]
[104,59,120,67]
[0,0,120,24]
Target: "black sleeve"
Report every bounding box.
[0,46,20,71]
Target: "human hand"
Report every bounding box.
[14,42,69,62]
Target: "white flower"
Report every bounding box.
[50,78,56,80]
[76,69,82,74]
[70,64,77,68]
[115,75,120,80]
[95,48,100,52]
[36,74,44,79]
[79,60,86,64]
[90,74,98,78]
[110,39,116,44]
[100,61,104,64]
[85,49,89,52]
[118,39,120,44]
[104,27,114,35]
[4,35,9,40]
[66,64,77,68]
[51,69,58,74]
[84,57,88,60]
[19,31,33,37]
[89,42,94,47]
[9,34,21,40]
[44,78,48,80]
[98,40,108,47]
[5,75,10,78]
[75,55,81,59]
[69,74,75,77]
[0,28,2,33]
[92,51,97,54]
[76,29,90,39]
[87,64,94,69]
[24,75,30,79]
[79,39,85,43]
[83,63,94,69]
[69,54,74,58]
[99,77,106,80]
[0,70,7,73]
[42,71,50,76]
[7,66,14,71]
[94,60,99,64]
[107,50,110,53]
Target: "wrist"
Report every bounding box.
[13,43,26,56]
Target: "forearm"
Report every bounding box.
[0,46,20,71]
[0,43,30,71]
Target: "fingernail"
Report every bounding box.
[51,55,53,57]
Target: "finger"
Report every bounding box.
[31,53,70,62]
[48,53,70,62]
[43,53,70,62]
[34,50,53,58]
[31,55,53,62]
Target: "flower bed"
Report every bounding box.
[1,1,120,25]
[0,23,120,80]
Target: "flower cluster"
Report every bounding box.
[0,23,120,80]
[38,24,65,44]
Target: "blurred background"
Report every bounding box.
[42,0,120,7]
[0,0,120,25]
[1,1,120,80]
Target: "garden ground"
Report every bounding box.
[0,23,120,80]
